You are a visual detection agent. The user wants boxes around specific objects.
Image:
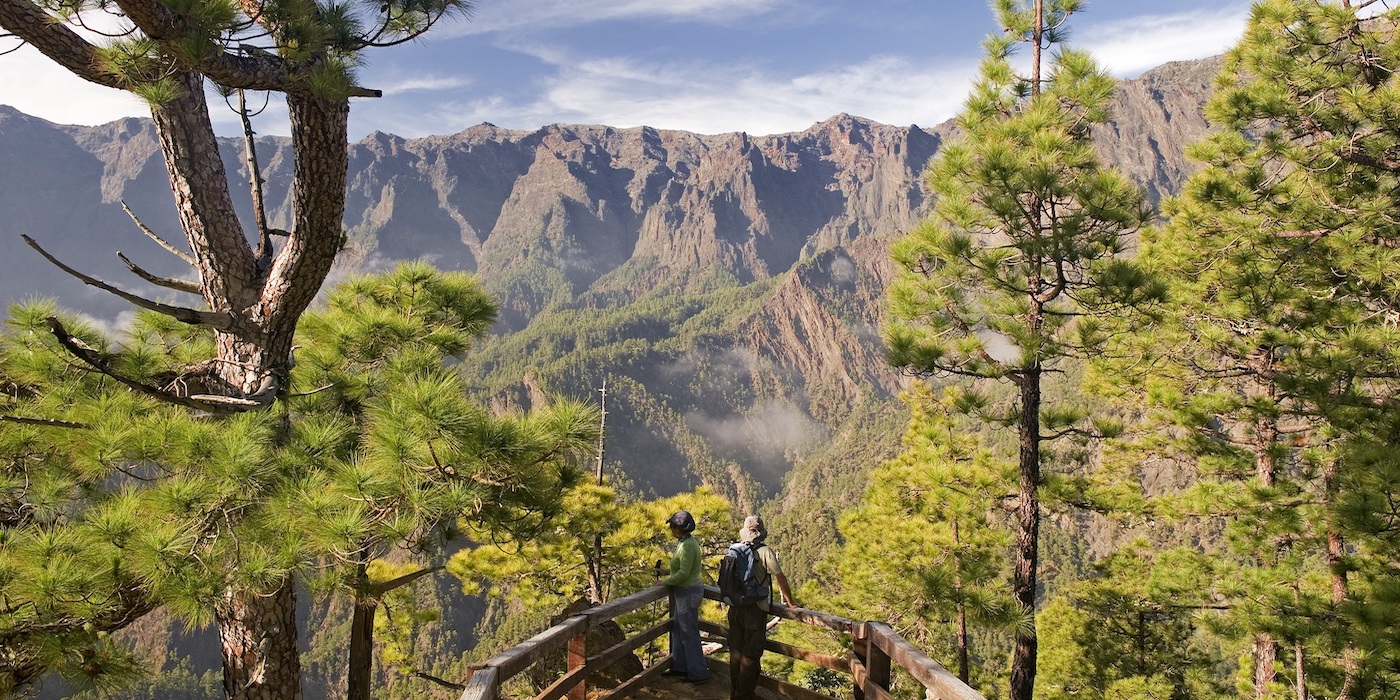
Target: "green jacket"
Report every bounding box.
[663,535,703,587]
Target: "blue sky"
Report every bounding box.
[0,0,1254,139]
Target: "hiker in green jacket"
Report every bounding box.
[663,510,709,683]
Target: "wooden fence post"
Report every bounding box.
[867,627,892,698]
[568,625,588,700]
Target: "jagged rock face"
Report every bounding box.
[1095,57,1221,208]
[320,115,940,327]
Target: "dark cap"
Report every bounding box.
[666,510,696,533]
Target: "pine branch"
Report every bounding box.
[116,252,203,295]
[112,0,382,97]
[44,316,260,414]
[120,200,195,265]
[411,671,465,691]
[0,415,89,429]
[368,566,444,597]
[23,235,234,330]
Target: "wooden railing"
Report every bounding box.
[458,585,985,700]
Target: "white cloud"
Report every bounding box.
[0,44,146,127]
[1080,5,1251,77]
[0,1,1259,138]
[431,52,981,136]
[398,3,1254,138]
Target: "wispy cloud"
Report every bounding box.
[404,3,1252,137]
[0,1,1258,138]
[380,74,473,95]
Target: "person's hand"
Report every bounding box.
[783,597,796,608]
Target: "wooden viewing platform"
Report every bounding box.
[459,585,985,700]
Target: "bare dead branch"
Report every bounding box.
[289,383,335,398]
[189,373,277,410]
[237,89,274,272]
[117,252,203,295]
[23,235,233,330]
[120,199,195,265]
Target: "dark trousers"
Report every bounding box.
[728,604,768,700]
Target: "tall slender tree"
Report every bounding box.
[287,262,599,700]
[885,3,1160,698]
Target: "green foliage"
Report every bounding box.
[885,5,1158,697]
[1036,545,1235,700]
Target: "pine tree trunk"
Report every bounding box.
[153,74,351,700]
[953,520,969,684]
[1031,0,1043,97]
[1252,378,1278,699]
[1254,634,1277,698]
[218,582,302,700]
[348,594,377,700]
[1325,460,1357,700]
[1009,367,1041,700]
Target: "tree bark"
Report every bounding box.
[348,591,377,700]
[346,565,443,700]
[1324,459,1357,700]
[1009,366,1041,700]
[1254,635,1277,698]
[1251,369,1279,699]
[953,519,969,685]
[218,582,302,700]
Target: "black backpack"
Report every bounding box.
[718,542,770,607]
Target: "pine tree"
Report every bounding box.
[822,384,1014,693]
[0,265,599,699]
[884,2,1160,697]
[0,0,470,694]
[286,262,599,700]
[1035,545,1233,700]
[1117,1,1400,696]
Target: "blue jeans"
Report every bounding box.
[669,585,709,681]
